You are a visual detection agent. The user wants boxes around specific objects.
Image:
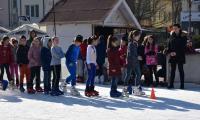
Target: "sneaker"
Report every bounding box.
[122,87,129,97]
[70,86,80,96]
[36,87,44,92]
[27,88,36,94]
[110,90,122,98]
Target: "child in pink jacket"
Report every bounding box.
[145,35,159,86]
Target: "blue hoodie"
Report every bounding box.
[65,44,80,63]
[41,37,52,71]
[96,35,106,65]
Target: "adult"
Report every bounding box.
[27,30,37,47]
[167,24,187,89]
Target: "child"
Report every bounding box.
[118,34,128,85]
[107,35,122,97]
[41,37,52,95]
[0,36,13,88]
[123,30,144,97]
[17,36,30,92]
[79,39,88,82]
[27,30,37,47]
[28,37,43,94]
[145,35,159,86]
[10,38,19,88]
[96,35,106,84]
[50,37,65,96]
[85,36,99,97]
[65,35,83,96]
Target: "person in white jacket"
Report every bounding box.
[85,36,99,97]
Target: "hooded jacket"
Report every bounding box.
[28,42,41,67]
[41,37,52,71]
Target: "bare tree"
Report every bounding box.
[126,0,168,26]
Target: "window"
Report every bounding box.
[13,0,17,8]
[25,4,39,18]
[35,5,39,17]
[25,5,30,16]
[31,5,35,17]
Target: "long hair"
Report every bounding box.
[146,35,156,50]
[107,35,118,49]
[128,30,141,41]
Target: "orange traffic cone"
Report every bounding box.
[150,87,156,100]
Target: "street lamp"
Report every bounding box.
[53,0,56,36]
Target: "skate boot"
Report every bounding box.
[9,80,15,90]
[85,86,92,97]
[70,86,80,96]
[50,90,60,96]
[27,87,36,94]
[134,86,145,96]
[60,82,67,93]
[19,84,25,93]
[127,85,133,95]
[36,87,44,92]
[1,80,8,91]
[110,90,122,98]
[90,86,99,96]
[56,88,64,95]
[122,87,129,97]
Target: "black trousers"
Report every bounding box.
[0,64,12,81]
[147,65,159,85]
[170,63,184,87]
[52,64,61,90]
[29,66,41,88]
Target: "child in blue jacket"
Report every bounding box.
[41,37,52,95]
[65,35,83,96]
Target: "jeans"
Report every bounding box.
[86,63,96,87]
[124,63,141,86]
[43,70,51,91]
[147,65,158,85]
[111,76,119,91]
[170,63,184,87]
[66,62,76,86]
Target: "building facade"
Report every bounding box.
[181,0,200,35]
[0,0,60,29]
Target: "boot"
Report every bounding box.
[70,86,80,96]
[90,86,99,96]
[85,86,91,97]
[35,87,44,92]
[19,84,25,93]
[27,87,36,94]
[110,90,122,98]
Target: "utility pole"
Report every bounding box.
[53,0,56,36]
[188,0,192,39]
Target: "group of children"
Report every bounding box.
[0,29,164,98]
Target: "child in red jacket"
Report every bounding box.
[0,36,14,86]
[107,35,122,97]
[118,35,128,85]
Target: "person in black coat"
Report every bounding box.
[41,37,52,94]
[167,24,187,89]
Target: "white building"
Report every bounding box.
[0,0,60,29]
[181,0,200,35]
[40,0,141,50]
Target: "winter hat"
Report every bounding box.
[74,35,83,42]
